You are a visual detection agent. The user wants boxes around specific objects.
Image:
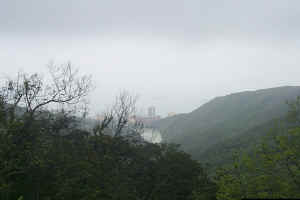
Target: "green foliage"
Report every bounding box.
[0,68,216,200]
[0,104,214,200]
[215,98,300,199]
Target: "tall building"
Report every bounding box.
[148,106,156,118]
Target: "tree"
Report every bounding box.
[0,64,214,200]
[0,62,91,121]
[0,62,92,200]
[215,98,300,199]
[93,90,143,139]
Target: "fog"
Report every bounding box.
[1,0,300,116]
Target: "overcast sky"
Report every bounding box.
[1,0,300,117]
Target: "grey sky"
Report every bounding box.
[1,0,300,116]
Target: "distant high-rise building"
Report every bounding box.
[148,106,156,118]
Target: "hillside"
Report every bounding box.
[153,86,300,162]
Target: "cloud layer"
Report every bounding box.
[1,1,300,116]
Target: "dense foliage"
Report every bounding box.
[214,97,300,199]
[215,126,300,199]
[0,105,216,200]
[0,67,216,200]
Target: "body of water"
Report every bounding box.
[141,128,162,143]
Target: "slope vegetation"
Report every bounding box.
[153,86,300,163]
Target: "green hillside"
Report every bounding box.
[153,86,300,163]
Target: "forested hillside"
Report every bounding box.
[153,86,300,162]
[1,65,300,199]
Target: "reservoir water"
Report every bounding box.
[141,128,162,143]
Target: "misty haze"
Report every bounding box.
[1,1,300,199]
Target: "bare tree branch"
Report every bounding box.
[94,91,143,139]
[0,62,92,120]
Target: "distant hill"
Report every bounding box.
[152,86,300,165]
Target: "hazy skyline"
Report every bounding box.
[1,0,300,116]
